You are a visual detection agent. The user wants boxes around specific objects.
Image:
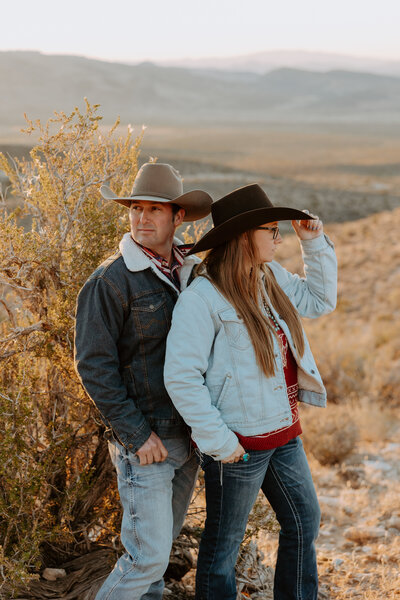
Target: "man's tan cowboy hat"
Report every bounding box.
[188,183,314,254]
[100,162,212,221]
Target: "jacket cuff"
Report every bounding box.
[301,233,334,253]
[207,431,239,461]
[117,419,152,454]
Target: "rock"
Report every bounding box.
[387,516,400,530]
[344,526,386,544]
[42,567,67,581]
[319,525,333,536]
[339,466,365,489]
[165,547,194,581]
[332,558,344,570]
[319,495,340,508]
[363,459,393,473]
[381,443,400,455]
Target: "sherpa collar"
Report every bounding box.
[119,232,200,291]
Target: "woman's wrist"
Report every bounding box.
[300,233,330,252]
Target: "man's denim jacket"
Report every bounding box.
[74,233,199,453]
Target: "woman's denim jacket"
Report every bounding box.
[75,233,199,453]
[164,234,337,461]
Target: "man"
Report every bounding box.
[74,162,212,600]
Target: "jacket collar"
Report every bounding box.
[119,232,200,291]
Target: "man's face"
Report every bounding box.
[129,200,184,255]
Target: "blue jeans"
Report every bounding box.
[195,437,320,600]
[96,437,198,600]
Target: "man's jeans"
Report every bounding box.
[195,437,320,600]
[96,437,198,600]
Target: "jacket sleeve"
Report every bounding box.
[164,289,239,460]
[74,276,152,452]
[269,233,337,318]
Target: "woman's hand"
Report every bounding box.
[222,442,246,464]
[291,210,323,240]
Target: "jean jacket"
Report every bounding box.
[74,233,199,452]
[164,234,337,461]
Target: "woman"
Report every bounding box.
[164,183,337,600]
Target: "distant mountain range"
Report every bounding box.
[157,50,400,78]
[1,51,399,131]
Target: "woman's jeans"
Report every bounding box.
[196,437,320,600]
[96,437,198,600]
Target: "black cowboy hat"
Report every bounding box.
[188,184,314,255]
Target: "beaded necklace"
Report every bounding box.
[263,299,280,331]
[262,298,288,368]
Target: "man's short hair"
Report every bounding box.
[171,203,182,216]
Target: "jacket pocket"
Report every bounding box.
[131,294,169,339]
[218,308,252,351]
[215,373,232,410]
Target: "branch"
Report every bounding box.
[0,321,48,345]
[0,299,17,328]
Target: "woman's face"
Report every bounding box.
[251,221,282,263]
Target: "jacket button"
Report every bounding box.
[310,369,315,374]
[128,443,134,449]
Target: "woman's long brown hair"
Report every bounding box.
[199,230,305,377]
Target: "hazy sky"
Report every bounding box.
[2,0,400,62]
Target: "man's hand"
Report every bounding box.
[135,432,168,465]
[221,442,246,464]
[291,209,323,241]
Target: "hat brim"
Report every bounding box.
[188,207,314,254]
[100,185,211,221]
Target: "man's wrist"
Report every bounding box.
[121,423,152,454]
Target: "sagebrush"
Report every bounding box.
[0,101,142,592]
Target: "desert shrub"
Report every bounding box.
[300,403,359,465]
[0,101,142,593]
[245,493,279,542]
[347,399,394,442]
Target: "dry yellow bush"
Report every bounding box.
[0,101,142,592]
[350,400,394,443]
[300,404,359,466]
